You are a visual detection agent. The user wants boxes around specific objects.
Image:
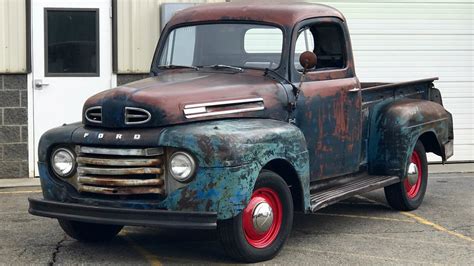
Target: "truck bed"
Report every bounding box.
[360,77,441,105]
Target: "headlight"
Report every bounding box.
[169,151,196,182]
[51,148,76,177]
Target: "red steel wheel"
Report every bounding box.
[384,140,428,211]
[242,187,283,248]
[217,170,293,262]
[404,150,423,199]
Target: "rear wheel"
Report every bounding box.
[384,140,428,211]
[58,219,123,242]
[217,170,293,262]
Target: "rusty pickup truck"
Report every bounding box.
[29,2,454,262]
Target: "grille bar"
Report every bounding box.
[78,176,164,187]
[78,166,163,176]
[78,185,164,195]
[77,157,162,167]
[78,146,163,157]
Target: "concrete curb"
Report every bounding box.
[428,163,474,174]
[0,178,40,188]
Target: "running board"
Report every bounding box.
[310,174,400,212]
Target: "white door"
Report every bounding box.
[31,0,114,175]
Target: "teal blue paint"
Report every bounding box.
[38,119,310,220]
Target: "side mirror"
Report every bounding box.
[299,51,317,72]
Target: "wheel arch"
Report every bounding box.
[262,159,305,212]
[418,130,445,161]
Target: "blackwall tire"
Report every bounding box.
[384,140,428,211]
[217,170,293,262]
[58,219,123,242]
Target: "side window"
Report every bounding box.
[294,23,346,72]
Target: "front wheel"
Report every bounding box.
[217,170,293,262]
[384,140,428,211]
[58,219,123,242]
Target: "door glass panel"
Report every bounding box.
[45,9,99,76]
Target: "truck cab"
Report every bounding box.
[29,2,453,262]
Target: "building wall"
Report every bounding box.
[315,0,473,161]
[116,0,226,74]
[0,74,28,178]
[0,0,28,178]
[0,0,27,73]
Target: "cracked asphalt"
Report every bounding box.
[1,173,473,265]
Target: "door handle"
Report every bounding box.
[348,87,360,93]
[35,80,49,90]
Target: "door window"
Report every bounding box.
[294,23,346,72]
[45,9,99,76]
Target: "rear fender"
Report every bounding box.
[368,99,451,178]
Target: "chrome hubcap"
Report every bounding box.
[252,202,274,233]
[407,162,419,185]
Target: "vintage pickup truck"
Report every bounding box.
[29,2,454,262]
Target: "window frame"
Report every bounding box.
[290,18,353,83]
[44,8,100,77]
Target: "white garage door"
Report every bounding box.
[314,0,474,162]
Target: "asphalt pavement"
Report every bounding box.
[0,172,473,265]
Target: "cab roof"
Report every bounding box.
[167,2,345,29]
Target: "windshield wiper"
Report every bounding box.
[201,64,244,72]
[264,68,298,92]
[156,65,199,70]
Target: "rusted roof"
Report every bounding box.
[167,2,345,28]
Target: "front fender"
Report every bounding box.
[158,119,310,218]
[158,119,308,168]
[369,99,451,178]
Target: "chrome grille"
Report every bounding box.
[76,146,165,196]
[125,107,151,125]
[85,106,102,124]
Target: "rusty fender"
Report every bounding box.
[158,119,310,219]
[37,119,310,220]
[368,99,453,178]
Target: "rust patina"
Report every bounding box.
[32,2,453,240]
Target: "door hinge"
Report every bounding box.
[109,6,113,18]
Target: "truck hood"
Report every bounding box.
[83,70,289,128]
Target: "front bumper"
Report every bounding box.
[28,198,217,230]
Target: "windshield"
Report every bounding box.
[158,23,283,70]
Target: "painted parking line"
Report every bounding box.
[401,212,474,243]
[356,195,474,243]
[0,190,42,194]
[121,230,163,266]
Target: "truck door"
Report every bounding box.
[292,19,362,180]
